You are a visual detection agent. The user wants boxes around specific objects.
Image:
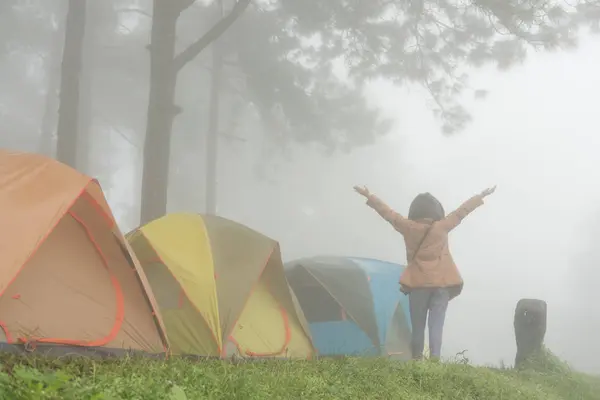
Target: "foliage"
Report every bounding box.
[0,352,598,400]
[516,348,600,400]
[266,0,600,135]
[517,346,573,374]
[4,0,600,155]
[223,6,391,151]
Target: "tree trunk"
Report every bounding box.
[76,1,96,174]
[38,1,67,158]
[55,0,87,168]
[139,0,251,225]
[76,56,92,173]
[205,1,224,216]
[140,0,178,225]
[38,61,60,158]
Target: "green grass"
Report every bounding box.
[0,349,598,399]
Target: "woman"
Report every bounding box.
[354,185,496,360]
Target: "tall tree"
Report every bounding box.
[36,0,114,165]
[192,0,597,213]
[205,0,225,215]
[142,0,598,223]
[75,1,96,174]
[55,0,87,168]
[141,0,251,224]
[194,0,599,176]
[38,10,65,158]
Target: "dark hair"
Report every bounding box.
[408,192,445,221]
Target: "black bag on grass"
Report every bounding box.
[514,298,547,367]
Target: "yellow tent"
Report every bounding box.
[127,213,314,359]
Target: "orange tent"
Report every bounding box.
[0,150,169,355]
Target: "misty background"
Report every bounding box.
[2,0,600,373]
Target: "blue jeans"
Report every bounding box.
[409,288,450,359]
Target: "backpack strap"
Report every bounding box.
[411,222,435,262]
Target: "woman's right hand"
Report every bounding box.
[354,185,370,198]
[480,185,497,198]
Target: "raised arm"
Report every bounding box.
[438,186,496,232]
[354,186,415,235]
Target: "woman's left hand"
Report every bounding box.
[354,185,370,198]
[480,185,497,198]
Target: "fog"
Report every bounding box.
[3,0,600,374]
[105,34,600,372]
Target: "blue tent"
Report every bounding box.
[285,256,412,359]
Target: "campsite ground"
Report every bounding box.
[0,350,598,399]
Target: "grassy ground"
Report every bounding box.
[0,350,598,400]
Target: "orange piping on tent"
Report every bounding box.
[227,305,291,357]
[114,233,170,354]
[0,182,90,302]
[0,181,167,353]
[220,246,275,357]
[177,289,185,308]
[137,236,222,354]
[340,308,347,321]
[82,184,166,349]
[18,210,125,348]
[220,246,294,358]
[227,335,240,351]
[0,321,14,343]
[245,306,291,357]
[81,186,114,228]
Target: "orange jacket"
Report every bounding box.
[366,194,484,299]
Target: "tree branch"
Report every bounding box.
[173,0,251,72]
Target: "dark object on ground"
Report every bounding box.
[514,298,547,367]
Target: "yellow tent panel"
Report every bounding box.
[127,213,314,359]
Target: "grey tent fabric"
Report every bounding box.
[286,257,380,348]
[384,303,412,360]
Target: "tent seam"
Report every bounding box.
[0,179,91,301]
